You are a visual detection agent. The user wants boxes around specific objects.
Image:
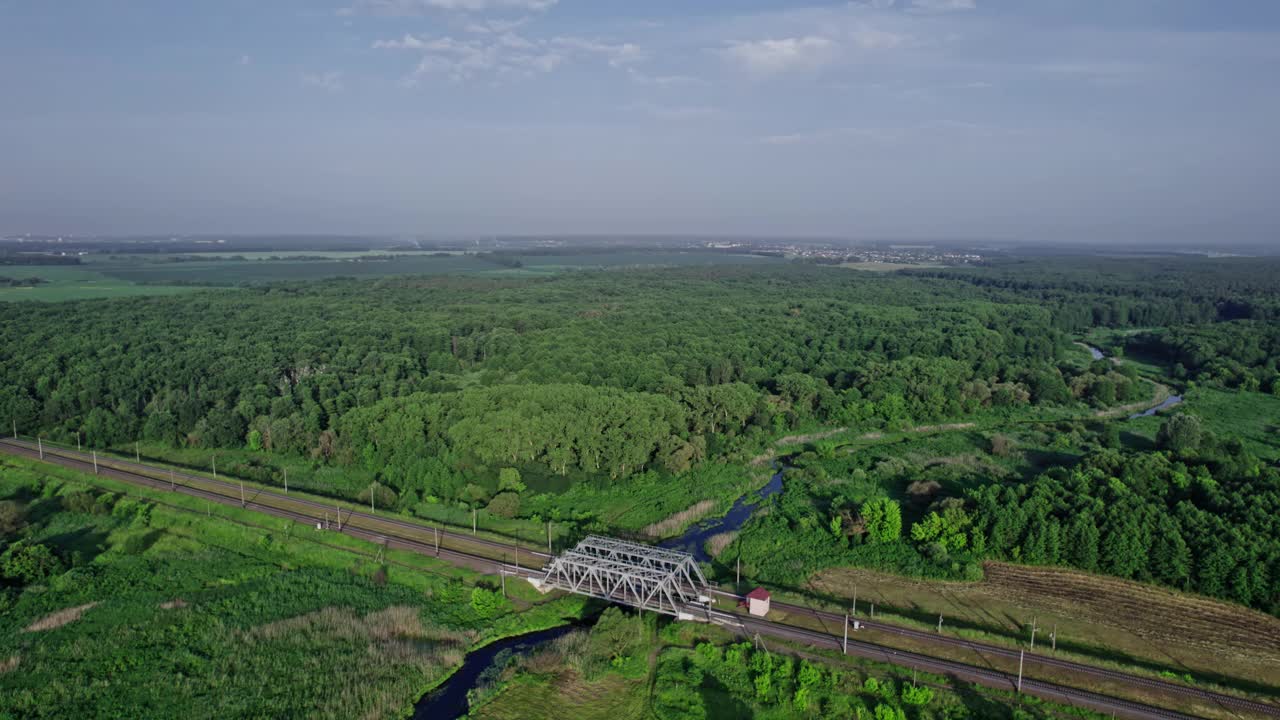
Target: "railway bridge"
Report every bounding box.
[530,535,713,619]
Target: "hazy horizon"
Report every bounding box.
[3,0,1279,244]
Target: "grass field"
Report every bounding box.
[0,266,203,302]
[1125,386,1280,459]
[2,250,783,300]
[0,456,587,719]
[472,670,647,720]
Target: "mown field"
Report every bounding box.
[805,562,1280,692]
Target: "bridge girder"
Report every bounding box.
[539,535,708,617]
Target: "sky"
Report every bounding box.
[2,0,1279,243]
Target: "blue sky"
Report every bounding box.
[2,0,1278,242]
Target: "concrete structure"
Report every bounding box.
[533,535,710,618]
[746,587,771,617]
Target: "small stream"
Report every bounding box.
[659,468,784,564]
[413,469,788,717]
[413,624,578,720]
[1085,343,1184,419]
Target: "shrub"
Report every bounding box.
[486,492,520,519]
[469,586,507,618]
[989,434,1016,457]
[62,491,97,514]
[1,541,65,584]
[0,501,24,536]
[901,684,934,706]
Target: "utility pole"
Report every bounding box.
[212,455,217,480]
[1051,624,1057,652]
[852,584,857,616]
[370,484,375,513]
[938,614,944,633]
[283,468,288,494]
[435,527,440,556]
[92,450,98,474]
[736,556,741,585]
[842,614,849,655]
[38,436,43,459]
[170,468,175,490]
[870,603,875,619]
[135,441,140,463]
[10,419,15,439]
[472,508,477,535]
[912,666,918,686]
[336,504,343,531]
[1017,650,1025,693]
[1029,617,1038,652]
[546,521,552,553]
[76,433,81,451]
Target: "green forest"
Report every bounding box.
[3,257,1279,617]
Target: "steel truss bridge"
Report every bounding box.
[533,535,711,618]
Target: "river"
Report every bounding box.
[413,624,578,719]
[659,467,784,564]
[1083,343,1183,418]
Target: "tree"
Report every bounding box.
[1157,414,1203,454]
[0,501,24,536]
[1,541,64,584]
[860,498,902,544]
[989,434,1016,457]
[910,506,971,552]
[469,586,508,618]
[901,684,934,706]
[497,468,526,493]
[486,492,520,519]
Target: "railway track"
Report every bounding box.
[706,589,1280,719]
[5,437,1276,719]
[707,609,1201,720]
[0,437,551,569]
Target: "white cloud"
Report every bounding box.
[627,68,703,87]
[907,0,976,14]
[722,36,838,75]
[351,0,556,14]
[375,30,643,83]
[302,71,344,92]
[759,127,901,145]
[551,37,644,67]
[464,17,531,34]
[850,28,908,50]
[625,102,715,120]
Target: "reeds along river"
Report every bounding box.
[413,624,580,720]
[659,468,784,564]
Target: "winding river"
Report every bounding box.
[413,624,579,720]
[659,468,785,564]
[1083,343,1184,419]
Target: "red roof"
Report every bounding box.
[746,587,770,601]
